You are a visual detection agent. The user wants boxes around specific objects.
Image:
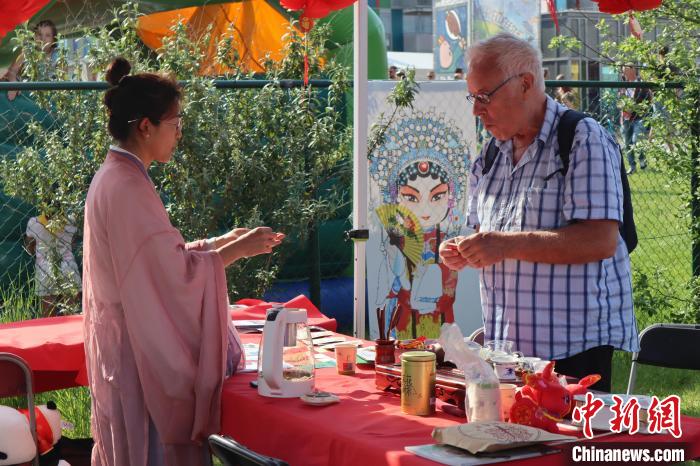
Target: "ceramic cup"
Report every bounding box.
[499,383,517,422]
[335,342,357,375]
[491,354,519,380]
[484,339,523,361]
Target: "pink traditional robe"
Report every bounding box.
[83,148,236,466]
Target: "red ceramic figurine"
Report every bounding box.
[509,361,600,433]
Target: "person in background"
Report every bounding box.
[620,65,651,174]
[453,67,464,80]
[543,68,555,98]
[1,20,59,101]
[427,70,436,80]
[554,73,580,110]
[83,57,284,466]
[440,33,638,393]
[389,65,398,80]
[25,210,81,317]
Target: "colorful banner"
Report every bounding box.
[433,0,469,79]
[367,80,483,341]
[472,0,540,48]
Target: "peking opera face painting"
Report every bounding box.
[369,111,472,340]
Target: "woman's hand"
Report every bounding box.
[216,227,284,266]
[214,228,251,248]
[235,227,285,258]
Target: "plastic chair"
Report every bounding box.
[0,352,39,466]
[467,326,485,346]
[208,435,289,466]
[626,323,700,394]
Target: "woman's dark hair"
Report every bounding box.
[103,57,181,141]
[33,20,58,51]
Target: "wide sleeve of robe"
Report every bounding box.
[112,180,228,443]
[83,153,237,465]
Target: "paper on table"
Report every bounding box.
[238,343,260,372]
[405,443,559,466]
[233,320,266,328]
[357,347,376,363]
[313,336,349,346]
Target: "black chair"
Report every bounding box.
[626,323,700,394]
[0,352,39,466]
[208,435,289,466]
[467,326,485,346]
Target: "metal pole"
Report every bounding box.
[308,223,322,308]
[692,91,700,278]
[353,0,368,339]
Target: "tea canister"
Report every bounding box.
[400,351,436,416]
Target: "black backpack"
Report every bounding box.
[481,110,638,253]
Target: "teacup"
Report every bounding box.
[518,356,542,372]
[491,354,519,380]
[484,339,523,362]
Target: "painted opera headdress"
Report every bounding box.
[370,110,471,208]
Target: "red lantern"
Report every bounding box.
[592,0,662,14]
[281,0,357,19]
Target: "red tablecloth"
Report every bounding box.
[220,334,700,466]
[0,315,87,392]
[0,296,336,393]
[233,295,337,331]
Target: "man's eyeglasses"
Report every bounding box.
[466,73,524,105]
[127,113,183,131]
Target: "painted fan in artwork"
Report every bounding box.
[375,204,424,266]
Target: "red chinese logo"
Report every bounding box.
[648,395,683,438]
[609,395,641,434]
[572,392,604,439]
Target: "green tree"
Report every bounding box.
[0,3,353,302]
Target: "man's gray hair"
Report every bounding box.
[467,33,545,92]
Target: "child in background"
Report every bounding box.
[24,213,81,317]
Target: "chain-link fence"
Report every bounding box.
[0,79,695,321]
[548,80,696,323]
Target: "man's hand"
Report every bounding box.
[457,231,506,268]
[439,236,470,271]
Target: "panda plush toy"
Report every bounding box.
[0,401,70,466]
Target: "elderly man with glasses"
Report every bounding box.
[439,33,638,392]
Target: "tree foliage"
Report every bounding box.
[0,3,353,300]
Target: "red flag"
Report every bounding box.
[592,0,662,14]
[546,0,560,34]
[0,0,51,40]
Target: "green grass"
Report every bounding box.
[612,166,700,418]
[628,168,693,312]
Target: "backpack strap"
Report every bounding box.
[556,110,588,175]
[556,109,638,253]
[481,137,499,175]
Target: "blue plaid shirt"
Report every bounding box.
[467,97,639,360]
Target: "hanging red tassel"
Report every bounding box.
[629,12,643,38]
[546,0,560,34]
[299,14,313,87]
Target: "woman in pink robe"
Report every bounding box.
[83,57,284,466]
